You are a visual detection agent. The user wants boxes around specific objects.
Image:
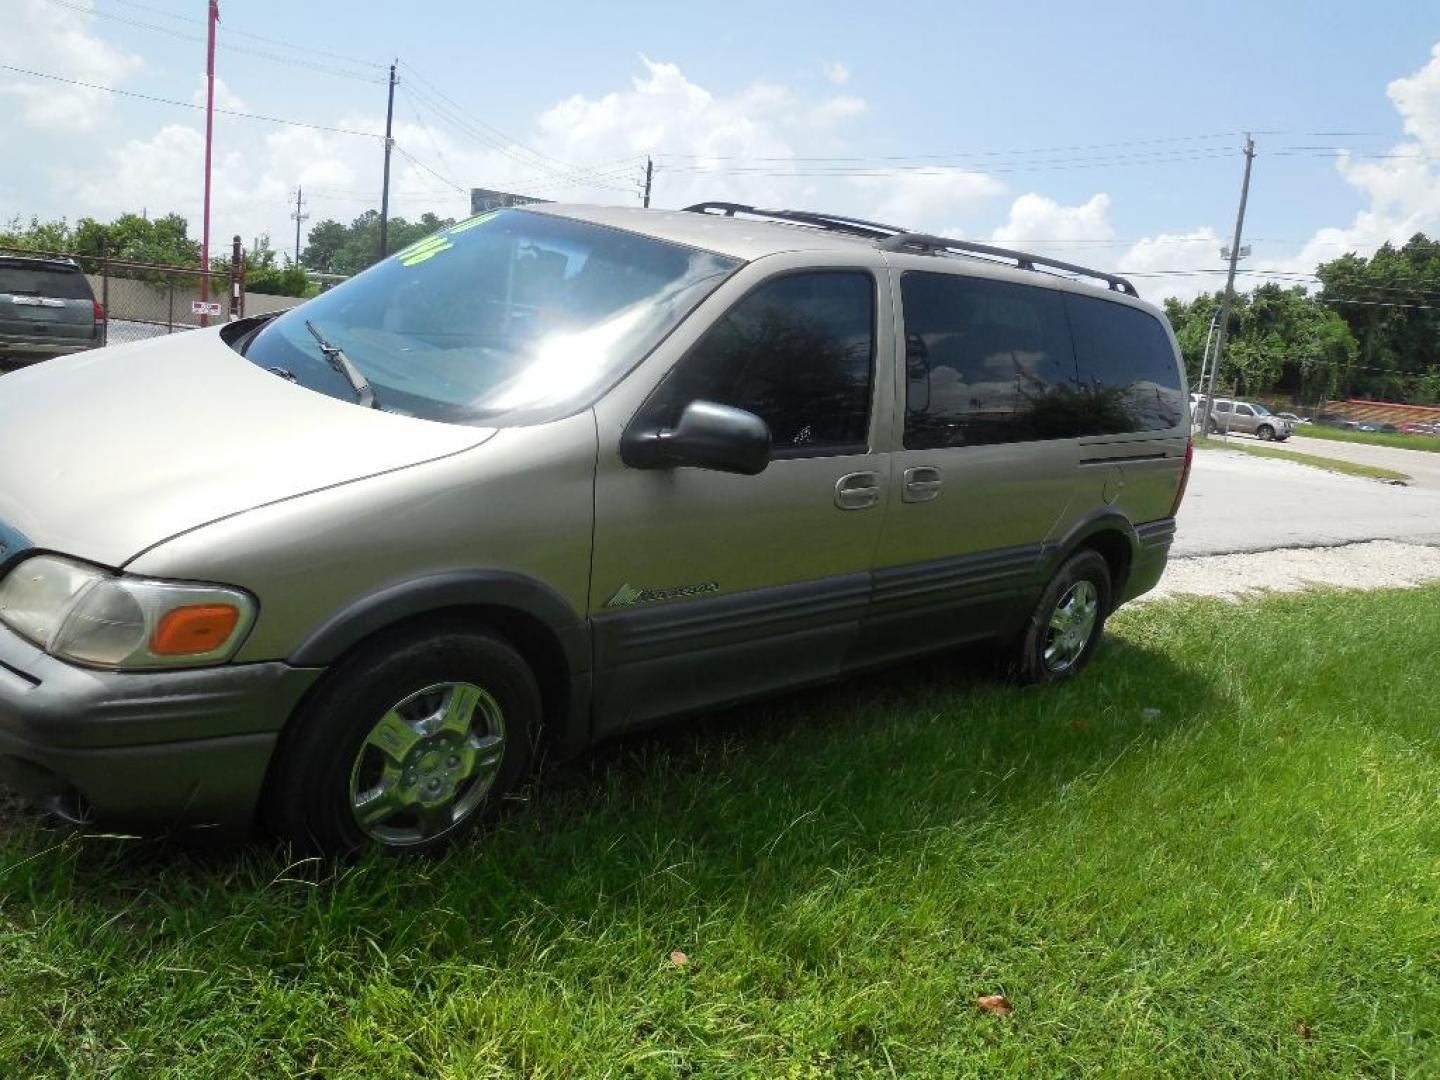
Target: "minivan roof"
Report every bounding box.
[0,253,82,271]
[524,202,1148,306]
[525,203,878,262]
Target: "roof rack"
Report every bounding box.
[681,201,1138,297]
[878,233,1137,296]
[682,202,905,241]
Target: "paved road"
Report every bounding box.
[1285,432,1440,491]
[1177,445,1440,557]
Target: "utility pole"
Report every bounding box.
[378,61,397,261]
[643,156,653,208]
[290,186,309,264]
[200,0,219,328]
[1198,134,1256,437]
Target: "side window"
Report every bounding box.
[1214,401,1233,414]
[901,271,1080,449]
[644,271,875,455]
[1235,404,1254,416]
[1065,294,1185,434]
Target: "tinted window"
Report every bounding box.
[1214,401,1232,414]
[901,272,1082,448]
[1065,293,1184,433]
[644,271,875,454]
[0,264,93,300]
[1235,404,1254,416]
[241,209,740,426]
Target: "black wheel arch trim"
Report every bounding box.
[287,570,589,673]
[1041,510,1144,591]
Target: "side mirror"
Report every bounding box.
[622,399,772,475]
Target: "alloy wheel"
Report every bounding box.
[1043,580,1099,673]
[347,681,506,847]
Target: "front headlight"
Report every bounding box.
[0,555,256,669]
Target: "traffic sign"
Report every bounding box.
[191,300,223,317]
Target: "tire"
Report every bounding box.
[1257,424,1276,441]
[262,623,541,856]
[1004,550,1112,685]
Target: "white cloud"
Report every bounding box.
[824,61,851,86]
[1118,227,1225,304]
[992,192,1113,246]
[849,169,1006,234]
[190,74,248,113]
[1270,43,1440,277]
[0,0,143,131]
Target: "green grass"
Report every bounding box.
[1197,435,1411,483]
[3,588,1440,1077]
[1293,423,1440,454]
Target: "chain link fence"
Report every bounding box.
[1,240,247,351]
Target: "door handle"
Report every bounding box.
[902,465,943,503]
[834,471,880,510]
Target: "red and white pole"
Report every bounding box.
[200,0,218,327]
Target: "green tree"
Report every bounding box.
[1316,235,1440,401]
[301,210,456,277]
[233,234,311,297]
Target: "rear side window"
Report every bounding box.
[0,264,93,300]
[1065,293,1184,433]
[644,270,876,455]
[900,272,1080,449]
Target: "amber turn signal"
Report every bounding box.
[151,604,241,656]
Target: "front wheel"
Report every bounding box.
[1004,550,1112,684]
[1257,424,1276,441]
[263,624,540,855]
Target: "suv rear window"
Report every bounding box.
[1065,293,1184,433]
[0,263,94,301]
[900,272,1184,446]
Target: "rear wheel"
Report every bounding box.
[1005,550,1112,684]
[263,624,540,856]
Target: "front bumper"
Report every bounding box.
[0,622,320,833]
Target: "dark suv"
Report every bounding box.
[0,255,104,367]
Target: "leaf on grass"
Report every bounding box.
[1070,719,1088,732]
[669,950,690,968]
[975,994,1013,1016]
[1297,1020,1313,1041]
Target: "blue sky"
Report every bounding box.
[4,0,1440,300]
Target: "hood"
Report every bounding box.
[0,329,494,567]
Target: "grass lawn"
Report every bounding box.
[1294,423,1440,455]
[1197,435,1411,483]
[2,587,1439,1077]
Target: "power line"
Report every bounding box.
[391,142,467,194]
[399,85,463,193]
[40,0,387,83]
[97,0,387,69]
[0,62,385,138]
[397,66,644,191]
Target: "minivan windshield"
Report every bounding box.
[239,209,741,425]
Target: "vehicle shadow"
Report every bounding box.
[0,633,1226,961]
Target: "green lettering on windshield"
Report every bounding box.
[447,210,498,234]
[398,235,453,267]
[393,211,498,266]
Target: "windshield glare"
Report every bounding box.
[240,210,740,425]
[1250,403,1271,415]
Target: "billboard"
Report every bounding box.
[470,188,551,215]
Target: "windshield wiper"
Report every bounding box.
[305,320,379,410]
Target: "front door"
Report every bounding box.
[589,267,892,734]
